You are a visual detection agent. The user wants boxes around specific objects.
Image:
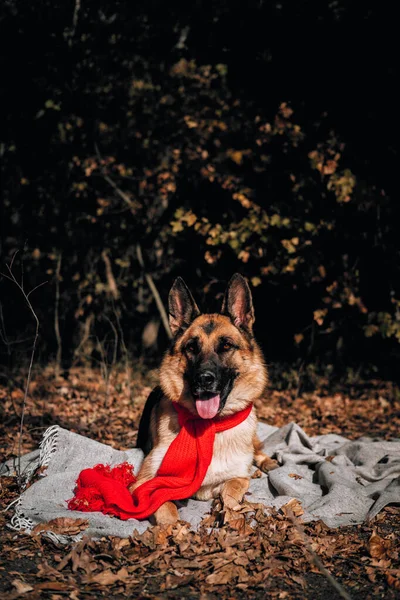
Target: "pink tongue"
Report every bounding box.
[196,395,220,419]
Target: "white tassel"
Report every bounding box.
[7,497,34,533]
[39,425,60,469]
[7,425,61,534]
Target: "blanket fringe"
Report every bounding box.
[44,531,82,546]
[22,453,40,487]
[7,496,82,545]
[7,425,61,535]
[7,497,34,533]
[39,425,60,469]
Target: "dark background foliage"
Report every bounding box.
[0,0,399,381]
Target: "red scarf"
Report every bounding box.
[68,402,253,520]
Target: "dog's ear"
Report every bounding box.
[221,273,255,332]
[168,277,201,337]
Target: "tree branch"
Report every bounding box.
[286,508,352,600]
[136,244,172,340]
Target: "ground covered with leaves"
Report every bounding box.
[1,366,400,599]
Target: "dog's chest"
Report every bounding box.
[200,415,256,488]
[148,409,257,498]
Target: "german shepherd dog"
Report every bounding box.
[132,274,277,524]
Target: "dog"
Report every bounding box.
[132,273,277,524]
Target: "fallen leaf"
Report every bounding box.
[33,517,89,536]
[82,566,130,585]
[112,538,130,551]
[11,579,33,595]
[152,524,173,545]
[281,499,304,518]
[387,570,400,590]
[206,568,233,585]
[36,582,70,591]
[369,530,392,560]
[164,573,193,589]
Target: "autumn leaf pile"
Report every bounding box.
[1,366,400,599]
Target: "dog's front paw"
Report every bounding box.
[154,501,179,525]
[221,477,250,510]
[258,455,279,473]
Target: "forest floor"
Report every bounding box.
[0,365,400,599]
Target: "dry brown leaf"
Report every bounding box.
[73,550,97,576]
[369,529,392,560]
[35,582,70,591]
[387,570,400,590]
[235,565,249,582]
[290,574,306,588]
[173,523,191,541]
[246,548,259,560]
[11,579,34,595]
[36,559,65,579]
[281,499,304,518]
[163,573,193,589]
[171,558,202,570]
[206,568,233,585]
[233,554,249,567]
[139,549,163,567]
[32,517,89,536]
[228,517,254,535]
[178,540,191,554]
[111,538,131,550]
[286,527,304,547]
[288,473,303,480]
[82,566,130,586]
[152,524,173,545]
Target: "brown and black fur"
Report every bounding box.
[132,274,277,524]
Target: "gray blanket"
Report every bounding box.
[3,422,400,543]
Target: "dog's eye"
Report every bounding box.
[185,341,199,354]
[219,341,234,352]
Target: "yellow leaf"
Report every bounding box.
[230,150,243,165]
[251,277,262,287]
[313,309,327,326]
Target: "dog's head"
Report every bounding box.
[160,274,267,418]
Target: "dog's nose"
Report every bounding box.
[197,371,216,388]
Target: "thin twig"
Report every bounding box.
[112,300,132,401]
[26,280,48,298]
[102,315,119,406]
[54,252,62,377]
[286,509,352,600]
[102,173,136,209]
[0,302,11,356]
[1,255,44,488]
[96,335,108,388]
[101,250,120,299]
[9,250,19,272]
[70,0,81,40]
[136,244,172,340]
[73,313,94,363]
[107,318,118,369]
[94,143,136,210]
[295,322,315,399]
